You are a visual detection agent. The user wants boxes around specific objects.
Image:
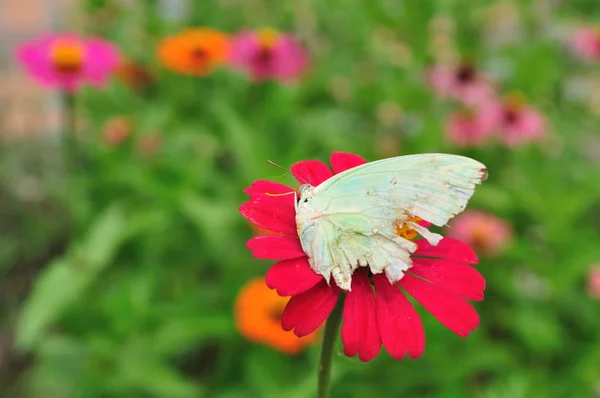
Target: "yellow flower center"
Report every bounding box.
[394,216,422,240]
[50,40,85,73]
[257,28,280,48]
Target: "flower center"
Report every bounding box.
[394,216,422,240]
[455,64,476,83]
[190,46,208,64]
[257,28,280,48]
[502,92,526,125]
[50,40,85,74]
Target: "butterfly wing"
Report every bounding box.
[296,154,487,290]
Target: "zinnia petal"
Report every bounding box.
[247,235,305,260]
[239,195,296,236]
[410,258,486,301]
[281,281,340,337]
[290,160,333,186]
[373,274,425,359]
[330,152,367,174]
[266,257,322,296]
[399,274,480,338]
[341,271,381,362]
[244,180,294,203]
[414,238,479,264]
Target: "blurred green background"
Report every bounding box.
[1,0,600,397]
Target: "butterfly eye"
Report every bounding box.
[303,198,309,203]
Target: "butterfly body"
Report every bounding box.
[295,154,487,290]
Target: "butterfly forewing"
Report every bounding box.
[296,154,487,290]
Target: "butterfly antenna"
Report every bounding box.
[266,160,308,184]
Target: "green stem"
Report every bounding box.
[63,92,77,239]
[317,293,345,398]
[63,92,77,170]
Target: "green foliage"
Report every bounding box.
[1,0,600,397]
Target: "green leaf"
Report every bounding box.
[16,204,127,350]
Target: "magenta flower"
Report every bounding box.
[230,29,308,82]
[480,94,546,147]
[571,27,600,62]
[587,265,600,300]
[445,108,497,148]
[447,210,512,257]
[427,62,495,106]
[16,33,120,92]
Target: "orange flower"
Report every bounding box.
[157,28,230,76]
[235,278,319,355]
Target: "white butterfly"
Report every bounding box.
[295,154,488,290]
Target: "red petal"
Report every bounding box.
[373,274,425,360]
[266,257,323,296]
[410,258,486,301]
[239,195,296,236]
[330,152,366,174]
[247,235,306,260]
[281,280,340,337]
[341,271,381,362]
[414,238,479,264]
[243,180,294,203]
[290,160,333,186]
[399,274,480,338]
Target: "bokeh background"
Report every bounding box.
[2,0,600,397]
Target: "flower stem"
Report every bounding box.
[62,92,77,239]
[317,293,345,398]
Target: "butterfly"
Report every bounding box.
[295,154,487,290]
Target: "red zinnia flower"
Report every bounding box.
[240,152,486,362]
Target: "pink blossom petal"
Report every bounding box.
[410,258,486,301]
[239,195,296,236]
[414,238,478,264]
[373,274,425,359]
[399,274,480,338]
[247,235,305,260]
[290,160,333,186]
[330,152,367,174]
[281,280,340,337]
[341,271,381,362]
[266,257,323,296]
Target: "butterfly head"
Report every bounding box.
[296,184,318,214]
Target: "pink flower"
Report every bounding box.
[447,210,512,257]
[480,93,546,147]
[230,29,308,82]
[571,27,600,62]
[16,33,120,92]
[240,152,485,362]
[427,62,495,105]
[587,265,600,300]
[445,108,497,147]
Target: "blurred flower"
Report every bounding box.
[240,152,485,362]
[230,29,308,82]
[376,101,403,128]
[16,33,120,92]
[235,277,319,355]
[116,60,155,93]
[157,28,230,76]
[103,116,133,146]
[481,93,546,147]
[445,108,497,148]
[136,133,162,156]
[571,27,600,62]
[447,210,512,257]
[427,62,495,105]
[374,133,402,158]
[587,265,600,300]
